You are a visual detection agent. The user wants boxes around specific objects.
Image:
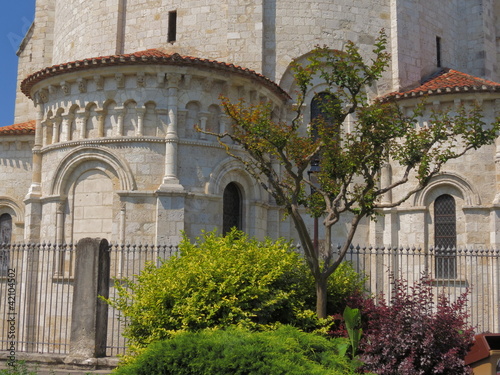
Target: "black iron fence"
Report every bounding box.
[0,242,498,358]
[0,242,178,357]
[345,245,500,333]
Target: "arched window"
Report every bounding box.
[0,213,12,244]
[434,194,456,278]
[310,92,340,140]
[0,213,12,276]
[223,182,242,235]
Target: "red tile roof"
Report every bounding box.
[385,68,500,100]
[0,121,36,136]
[21,49,289,100]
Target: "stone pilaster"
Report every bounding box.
[160,73,183,190]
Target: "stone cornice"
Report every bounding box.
[21,49,290,101]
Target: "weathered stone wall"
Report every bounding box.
[14,0,55,124]
[0,135,33,242]
[385,97,500,248]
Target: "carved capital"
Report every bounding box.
[137,73,145,87]
[60,81,70,95]
[115,73,125,89]
[94,75,104,90]
[77,78,87,93]
[202,78,213,93]
[35,88,49,104]
[166,73,181,88]
[156,73,166,87]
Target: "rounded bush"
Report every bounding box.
[109,230,317,351]
[113,326,361,375]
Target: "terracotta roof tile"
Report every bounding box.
[384,68,500,100]
[21,49,289,100]
[0,121,36,136]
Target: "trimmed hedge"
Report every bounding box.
[113,326,361,375]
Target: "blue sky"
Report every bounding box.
[0,1,36,127]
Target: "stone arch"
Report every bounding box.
[43,109,54,146]
[103,100,118,137]
[279,49,342,94]
[68,104,80,141]
[412,172,480,207]
[85,102,100,138]
[143,101,158,136]
[185,101,201,139]
[67,168,116,242]
[207,104,221,134]
[206,158,261,202]
[123,100,138,136]
[0,197,24,223]
[50,146,136,197]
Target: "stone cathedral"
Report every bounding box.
[1,0,499,250]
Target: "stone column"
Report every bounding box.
[61,114,74,142]
[161,73,182,188]
[136,108,145,136]
[54,202,65,277]
[24,93,44,242]
[76,111,88,140]
[65,238,110,364]
[199,112,209,140]
[96,111,105,138]
[53,117,61,143]
[116,109,124,137]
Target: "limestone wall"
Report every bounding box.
[14,0,55,124]
[386,96,499,249]
[0,136,33,242]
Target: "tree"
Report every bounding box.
[199,31,500,318]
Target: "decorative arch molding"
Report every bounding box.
[279,48,343,94]
[0,197,24,221]
[206,157,262,201]
[50,146,136,196]
[412,172,481,207]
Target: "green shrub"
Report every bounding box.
[326,261,367,315]
[113,326,363,375]
[108,230,318,352]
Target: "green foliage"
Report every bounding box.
[0,362,38,375]
[326,261,366,314]
[107,229,320,353]
[201,29,500,318]
[113,326,366,375]
[343,306,362,359]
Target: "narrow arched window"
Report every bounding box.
[0,213,12,276]
[223,183,242,235]
[310,92,340,140]
[434,194,456,278]
[0,213,12,244]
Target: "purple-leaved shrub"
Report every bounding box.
[360,275,474,375]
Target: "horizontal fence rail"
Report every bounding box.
[0,241,498,358]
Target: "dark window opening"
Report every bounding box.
[436,36,442,68]
[0,213,12,276]
[434,194,456,278]
[310,92,341,140]
[168,11,177,43]
[223,182,242,235]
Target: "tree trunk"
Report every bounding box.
[316,275,328,319]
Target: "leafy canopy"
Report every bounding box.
[200,30,500,318]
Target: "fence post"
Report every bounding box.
[65,238,110,365]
